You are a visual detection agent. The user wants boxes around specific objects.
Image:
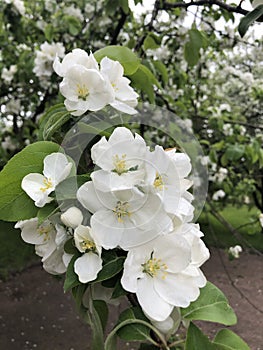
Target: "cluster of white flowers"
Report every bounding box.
[33,42,65,79]
[212,189,226,201]
[16,128,209,323]
[53,49,139,116]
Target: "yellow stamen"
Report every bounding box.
[113,201,131,223]
[142,256,168,279]
[37,223,53,241]
[113,154,128,175]
[77,84,89,100]
[80,239,96,252]
[153,172,164,190]
[40,178,53,193]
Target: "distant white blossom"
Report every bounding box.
[4,0,25,15]
[63,4,84,22]
[33,42,65,78]
[228,245,242,259]
[1,65,17,83]
[212,189,226,201]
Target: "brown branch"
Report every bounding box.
[163,0,249,16]
[110,9,128,45]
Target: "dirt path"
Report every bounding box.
[0,248,262,350]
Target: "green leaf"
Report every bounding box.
[238,5,263,37]
[93,300,109,332]
[224,144,245,162]
[95,256,125,283]
[130,64,159,103]
[94,45,140,75]
[143,34,159,50]
[0,141,60,222]
[184,41,200,67]
[64,237,78,255]
[88,298,105,350]
[44,24,54,42]
[213,329,250,350]
[37,202,58,224]
[186,322,215,350]
[181,282,237,326]
[119,0,130,14]
[55,175,89,201]
[152,60,168,85]
[64,254,81,292]
[117,307,151,341]
[43,109,71,140]
[64,15,82,35]
[111,279,127,299]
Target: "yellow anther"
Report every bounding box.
[40,178,53,193]
[153,172,164,190]
[37,223,53,241]
[80,239,96,252]
[142,256,168,279]
[113,154,128,175]
[77,84,89,100]
[113,201,130,223]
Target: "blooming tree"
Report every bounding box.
[0,0,262,348]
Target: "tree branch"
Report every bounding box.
[110,9,128,45]
[163,0,249,16]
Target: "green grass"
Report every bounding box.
[0,220,37,280]
[199,205,263,252]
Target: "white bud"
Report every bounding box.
[61,207,83,229]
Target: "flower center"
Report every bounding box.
[80,239,96,252]
[113,201,130,223]
[113,154,128,175]
[40,178,53,193]
[77,84,89,100]
[153,172,164,190]
[142,255,168,279]
[37,223,53,241]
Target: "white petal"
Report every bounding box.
[110,100,138,115]
[121,251,145,292]
[43,152,72,185]
[21,173,54,207]
[74,253,102,283]
[77,181,104,212]
[154,272,201,308]
[41,246,67,275]
[137,277,173,321]
[15,218,42,244]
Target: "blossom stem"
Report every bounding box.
[168,338,186,347]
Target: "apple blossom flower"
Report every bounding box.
[33,42,65,78]
[121,229,208,321]
[144,146,193,217]
[77,182,173,250]
[73,225,103,283]
[228,245,243,259]
[63,5,84,22]
[59,64,114,116]
[21,152,72,207]
[100,57,139,114]
[15,217,68,274]
[1,65,17,84]
[212,189,226,201]
[4,0,25,16]
[53,49,98,77]
[91,127,148,191]
[61,206,83,229]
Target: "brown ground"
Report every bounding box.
[0,248,262,350]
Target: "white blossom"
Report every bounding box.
[33,42,65,78]
[63,5,84,22]
[1,65,17,83]
[212,189,226,201]
[228,245,243,259]
[73,225,103,283]
[100,57,139,114]
[15,218,68,274]
[121,227,209,321]
[61,206,83,229]
[4,0,25,15]
[59,64,114,116]
[91,127,148,191]
[22,152,72,207]
[77,182,173,250]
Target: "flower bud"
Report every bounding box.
[61,207,83,229]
